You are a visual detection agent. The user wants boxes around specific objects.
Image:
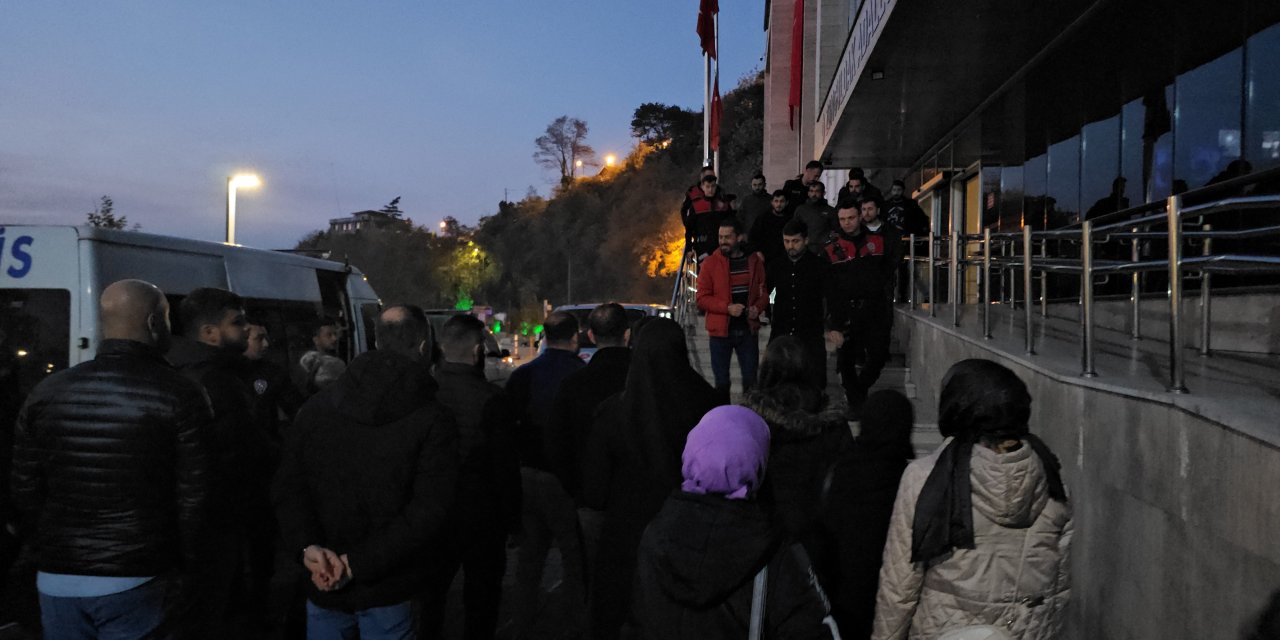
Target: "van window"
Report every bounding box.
[316,270,353,362]
[360,303,380,352]
[1,289,71,398]
[246,298,337,378]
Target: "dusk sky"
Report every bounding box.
[1,1,765,249]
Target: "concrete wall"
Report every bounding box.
[899,312,1280,639]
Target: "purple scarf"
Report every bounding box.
[681,405,771,500]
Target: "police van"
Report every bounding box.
[0,225,382,398]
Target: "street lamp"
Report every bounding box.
[574,159,583,177]
[225,173,261,245]
[604,154,617,168]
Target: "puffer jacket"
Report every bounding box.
[10,339,213,576]
[871,440,1072,640]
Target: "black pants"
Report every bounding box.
[836,302,891,411]
[419,527,507,640]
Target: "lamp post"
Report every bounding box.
[225,173,261,245]
[604,154,617,168]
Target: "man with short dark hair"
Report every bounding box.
[749,189,794,266]
[420,314,520,640]
[860,196,906,302]
[883,179,929,237]
[783,160,824,213]
[299,317,345,394]
[837,167,883,207]
[275,303,458,639]
[682,174,734,259]
[696,218,767,395]
[169,286,263,637]
[13,279,212,638]
[794,180,837,255]
[505,311,588,634]
[767,219,830,387]
[737,173,771,239]
[547,303,633,575]
[824,204,893,416]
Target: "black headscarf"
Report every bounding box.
[619,318,722,488]
[858,389,915,461]
[911,359,1067,564]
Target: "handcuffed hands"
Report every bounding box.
[303,545,352,592]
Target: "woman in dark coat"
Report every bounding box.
[627,405,836,640]
[738,336,852,583]
[822,389,915,638]
[582,318,722,640]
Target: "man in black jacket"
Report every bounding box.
[11,279,212,638]
[547,303,632,573]
[783,160,824,214]
[168,287,263,636]
[420,313,520,640]
[274,304,458,638]
[767,219,830,388]
[824,204,894,416]
[505,311,587,635]
[749,190,793,266]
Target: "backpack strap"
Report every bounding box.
[748,564,768,640]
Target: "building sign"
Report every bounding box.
[815,0,897,157]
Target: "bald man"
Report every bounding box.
[11,279,212,638]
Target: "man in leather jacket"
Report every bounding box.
[11,279,212,638]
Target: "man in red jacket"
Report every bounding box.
[696,217,767,395]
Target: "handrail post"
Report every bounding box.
[1199,223,1213,357]
[1130,227,1141,340]
[1023,226,1034,354]
[982,228,992,339]
[928,232,936,317]
[1081,221,1097,377]
[908,234,917,311]
[1168,196,1188,393]
[950,229,960,327]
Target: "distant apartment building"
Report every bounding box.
[327,210,409,234]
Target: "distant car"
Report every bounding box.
[539,303,673,363]
[423,309,515,384]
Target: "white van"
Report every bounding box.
[0,225,381,398]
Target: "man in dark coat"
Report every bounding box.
[766,220,830,389]
[794,181,838,256]
[783,160,824,214]
[419,313,520,640]
[824,204,893,416]
[736,173,772,239]
[505,311,588,635]
[11,279,212,638]
[749,189,794,266]
[168,286,264,637]
[546,303,633,573]
[274,304,458,637]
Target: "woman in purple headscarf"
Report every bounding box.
[625,405,838,640]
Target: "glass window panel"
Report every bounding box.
[1000,165,1025,230]
[1148,85,1176,201]
[1024,154,1048,229]
[1246,22,1280,171]
[1120,98,1147,205]
[1047,136,1081,227]
[1081,116,1126,220]
[1174,49,1244,189]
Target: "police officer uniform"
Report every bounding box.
[823,226,893,414]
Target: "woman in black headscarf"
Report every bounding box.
[871,359,1072,640]
[582,318,722,640]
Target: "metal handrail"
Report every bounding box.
[903,186,1280,394]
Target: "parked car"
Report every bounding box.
[539,303,673,363]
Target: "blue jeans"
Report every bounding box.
[306,600,414,640]
[709,327,759,393]
[39,578,171,640]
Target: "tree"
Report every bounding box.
[534,116,595,185]
[631,103,700,150]
[380,196,403,218]
[85,196,132,230]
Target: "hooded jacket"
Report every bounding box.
[627,492,834,640]
[274,349,458,611]
[872,441,1072,640]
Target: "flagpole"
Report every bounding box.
[703,51,711,169]
[713,12,720,177]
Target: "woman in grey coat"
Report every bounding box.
[872,360,1072,640]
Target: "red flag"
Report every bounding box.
[709,77,723,151]
[697,0,718,59]
[788,0,804,130]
